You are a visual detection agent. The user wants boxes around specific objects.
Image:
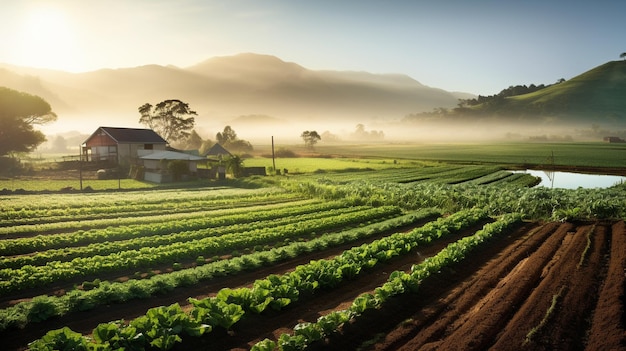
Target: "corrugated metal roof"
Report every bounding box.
[139,150,207,161]
[99,127,167,144]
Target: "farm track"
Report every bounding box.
[311,220,625,351]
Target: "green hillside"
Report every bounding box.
[508,60,626,122]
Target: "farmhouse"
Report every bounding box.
[82,126,167,166]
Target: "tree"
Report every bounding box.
[621,52,626,61]
[223,154,245,178]
[216,126,253,153]
[301,130,321,149]
[177,129,204,150]
[216,126,237,145]
[51,135,68,152]
[351,124,384,141]
[0,87,57,156]
[138,99,196,143]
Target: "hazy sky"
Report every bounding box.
[1,0,624,95]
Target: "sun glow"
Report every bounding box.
[14,6,84,71]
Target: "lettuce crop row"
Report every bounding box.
[266,212,523,350]
[2,187,282,213]
[0,200,345,256]
[0,198,320,237]
[0,204,370,269]
[1,188,297,225]
[0,206,401,295]
[289,177,626,219]
[0,209,440,332]
[27,208,484,350]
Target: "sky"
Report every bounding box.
[1,0,625,95]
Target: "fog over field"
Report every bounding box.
[5,53,624,148]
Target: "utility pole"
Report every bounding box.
[271,136,276,174]
[79,145,83,191]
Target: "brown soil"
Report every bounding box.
[4,220,626,351]
[316,220,626,351]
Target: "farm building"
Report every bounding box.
[138,150,207,183]
[204,143,232,159]
[82,127,167,166]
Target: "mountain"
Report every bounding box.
[0,53,465,136]
[507,60,626,122]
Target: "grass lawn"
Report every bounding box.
[0,178,158,192]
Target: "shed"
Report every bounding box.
[205,143,232,158]
[139,150,207,183]
[82,127,167,165]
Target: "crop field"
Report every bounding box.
[1,163,625,350]
[310,142,626,169]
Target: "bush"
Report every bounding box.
[0,157,23,176]
[167,160,189,181]
[275,148,297,158]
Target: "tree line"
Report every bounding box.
[404,79,566,122]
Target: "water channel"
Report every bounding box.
[512,170,626,189]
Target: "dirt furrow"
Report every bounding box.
[586,220,626,350]
[491,223,607,350]
[421,222,576,351]
[380,222,555,351]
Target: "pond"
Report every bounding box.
[512,170,626,189]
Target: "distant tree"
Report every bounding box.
[216,126,237,145]
[351,124,384,141]
[216,126,253,152]
[621,52,626,60]
[51,135,68,152]
[138,99,196,143]
[228,139,253,153]
[321,130,340,142]
[177,129,204,150]
[0,87,57,156]
[301,130,321,149]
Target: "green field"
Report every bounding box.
[305,142,626,168]
[243,156,424,174]
[2,141,624,192]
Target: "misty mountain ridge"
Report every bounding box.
[3,54,625,142]
[0,53,465,137]
[406,61,626,125]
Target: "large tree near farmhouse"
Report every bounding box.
[0,87,57,156]
[138,99,197,143]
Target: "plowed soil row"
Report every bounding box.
[313,220,625,351]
